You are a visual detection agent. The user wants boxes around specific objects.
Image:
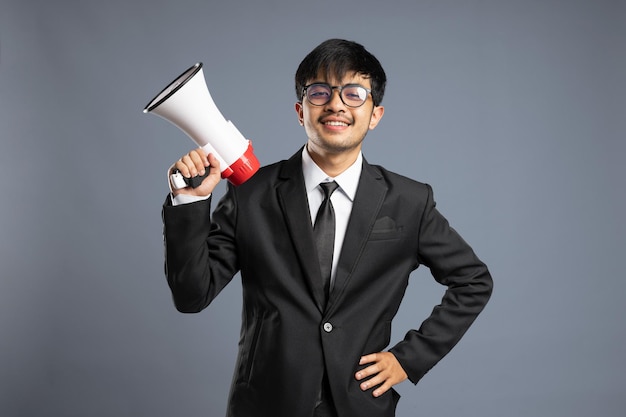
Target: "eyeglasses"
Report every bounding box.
[303,83,372,108]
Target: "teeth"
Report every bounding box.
[325,121,348,126]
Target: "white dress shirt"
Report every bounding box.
[301,147,362,288]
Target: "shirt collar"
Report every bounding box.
[302,146,362,201]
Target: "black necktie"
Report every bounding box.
[313,181,339,299]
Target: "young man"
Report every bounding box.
[162,39,493,417]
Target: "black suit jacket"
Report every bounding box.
[162,149,493,417]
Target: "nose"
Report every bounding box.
[324,88,346,111]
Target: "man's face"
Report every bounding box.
[295,71,384,157]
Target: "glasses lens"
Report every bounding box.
[341,85,368,107]
[306,84,332,105]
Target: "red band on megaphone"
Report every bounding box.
[220,141,260,186]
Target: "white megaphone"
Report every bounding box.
[144,62,260,188]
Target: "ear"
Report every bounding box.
[294,102,304,126]
[368,105,385,130]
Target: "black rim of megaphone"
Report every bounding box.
[143,62,203,113]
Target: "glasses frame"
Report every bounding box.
[302,83,372,108]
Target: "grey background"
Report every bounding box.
[1,0,624,416]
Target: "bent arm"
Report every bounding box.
[162,185,239,313]
[389,184,493,383]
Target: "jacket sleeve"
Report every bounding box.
[389,184,493,384]
[161,185,240,313]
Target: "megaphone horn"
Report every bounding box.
[144,62,260,188]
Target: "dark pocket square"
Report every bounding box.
[370,216,402,240]
[372,216,397,232]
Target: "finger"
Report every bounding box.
[175,149,207,176]
[189,150,208,175]
[175,156,192,177]
[180,154,199,177]
[360,367,396,396]
[359,353,378,366]
[359,372,385,391]
[206,153,221,173]
[181,152,207,177]
[355,362,381,380]
[372,380,393,397]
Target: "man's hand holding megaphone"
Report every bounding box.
[169,149,222,197]
[145,63,260,192]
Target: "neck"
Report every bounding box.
[306,142,360,178]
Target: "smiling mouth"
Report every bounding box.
[323,120,350,127]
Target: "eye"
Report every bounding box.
[343,86,367,102]
[308,85,330,98]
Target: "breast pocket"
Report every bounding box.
[369,216,403,241]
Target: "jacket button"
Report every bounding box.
[323,322,333,332]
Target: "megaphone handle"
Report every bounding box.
[170,169,210,190]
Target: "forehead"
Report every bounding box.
[309,70,372,87]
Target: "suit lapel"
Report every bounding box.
[276,150,327,313]
[327,160,387,311]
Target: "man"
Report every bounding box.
[162,39,493,417]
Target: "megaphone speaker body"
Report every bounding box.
[144,63,260,187]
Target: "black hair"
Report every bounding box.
[295,39,387,106]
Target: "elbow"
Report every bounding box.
[172,294,209,314]
[475,267,494,308]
